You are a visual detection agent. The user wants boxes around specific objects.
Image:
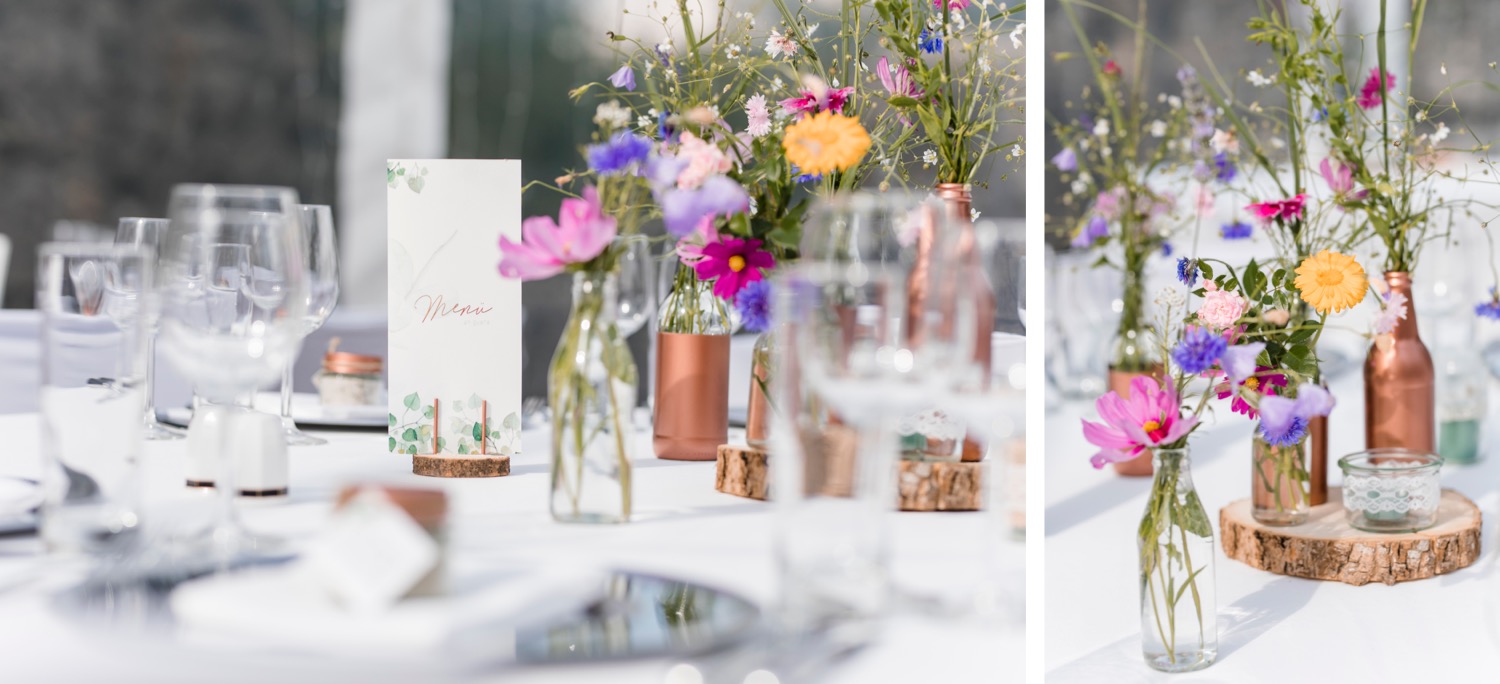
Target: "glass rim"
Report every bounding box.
[37,241,150,260]
[1337,448,1443,474]
[170,182,298,198]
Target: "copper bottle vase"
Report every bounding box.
[932,183,994,462]
[653,331,730,460]
[1108,366,1162,476]
[1364,272,1435,452]
[745,333,772,451]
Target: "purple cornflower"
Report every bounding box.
[1477,291,1500,320]
[1221,221,1253,240]
[1214,152,1237,182]
[919,28,943,54]
[735,279,773,332]
[1172,326,1227,375]
[1176,257,1198,286]
[587,132,652,176]
[1259,415,1308,447]
[1161,242,1174,257]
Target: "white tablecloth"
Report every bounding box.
[1045,369,1500,682]
[0,415,1021,683]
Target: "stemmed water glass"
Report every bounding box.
[115,217,184,440]
[278,204,340,446]
[157,184,309,566]
[614,237,655,338]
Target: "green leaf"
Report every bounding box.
[458,443,469,455]
[437,437,447,451]
[388,413,397,426]
[1178,492,1214,537]
[402,428,418,442]
[423,405,434,420]
[407,445,418,455]
[502,413,521,430]
[1199,262,1216,281]
[418,424,432,439]
[403,393,420,411]
[887,95,919,108]
[473,422,483,441]
[388,437,397,452]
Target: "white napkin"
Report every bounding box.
[169,560,610,661]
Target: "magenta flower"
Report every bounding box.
[498,186,616,281]
[780,86,855,117]
[934,0,972,9]
[1081,376,1198,469]
[1215,366,1286,419]
[692,237,775,301]
[609,64,636,91]
[1246,194,1306,222]
[1356,68,1394,110]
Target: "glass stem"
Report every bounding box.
[280,350,297,423]
[142,335,158,425]
[213,408,242,570]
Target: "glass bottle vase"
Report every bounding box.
[1138,447,1218,673]
[549,271,636,524]
[745,332,773,451]
[1251,437,1310,525]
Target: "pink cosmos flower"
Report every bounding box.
[934,0,971,8]
[876,56,924,99]
[675,217,722,267]
[498,186,616,280]
[1196,281,1249,329]
[1319,158,1368,203]
[693,237,775,301]
[1357,68,1395,110]
[1082,375,1198,469]
[1246,194,1306,223]
[745,94,772,138]
[780,86,855,117]
[675,132,733,190]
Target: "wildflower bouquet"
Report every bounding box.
[869,0,1025,189]
[1051,0,1232,378]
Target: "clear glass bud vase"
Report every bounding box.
[549,271,636,524]
[1139,447,1218,673]
[1251,437,1310,525]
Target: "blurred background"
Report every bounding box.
[0,0,1024,401]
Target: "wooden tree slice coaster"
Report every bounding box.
[1220,487,1481,586]
[896,460,983,511]
[714,444,984,511]
[715,445,769,501]
[412,454,511,478]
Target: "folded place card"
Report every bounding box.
[387,159,523,462]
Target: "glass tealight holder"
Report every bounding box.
[1337,450,1443,533]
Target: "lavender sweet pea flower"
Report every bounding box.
[659,176,751,237]
[1293,383,1335,417]
[609,64,636,91]
[1221,342,1265,384]
[1052,147,1077,172]
[1071,215,1109,248]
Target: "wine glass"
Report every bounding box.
[277,204,340,446]
[116,218,185,440]
[158,184,308,566]
[614,237,655,338]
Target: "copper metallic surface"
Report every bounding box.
[1109,367,1162,476]
[654,331,731,460]
[1308,414,1328,506]
[1364,273,1435,452]
[1251,438,1308,525]
[323,350,383,375]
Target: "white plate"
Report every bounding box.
[163,393,388,430]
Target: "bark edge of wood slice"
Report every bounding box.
[1219,487,1480,586]
[714,444,984,511]
[412,454,511,478]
